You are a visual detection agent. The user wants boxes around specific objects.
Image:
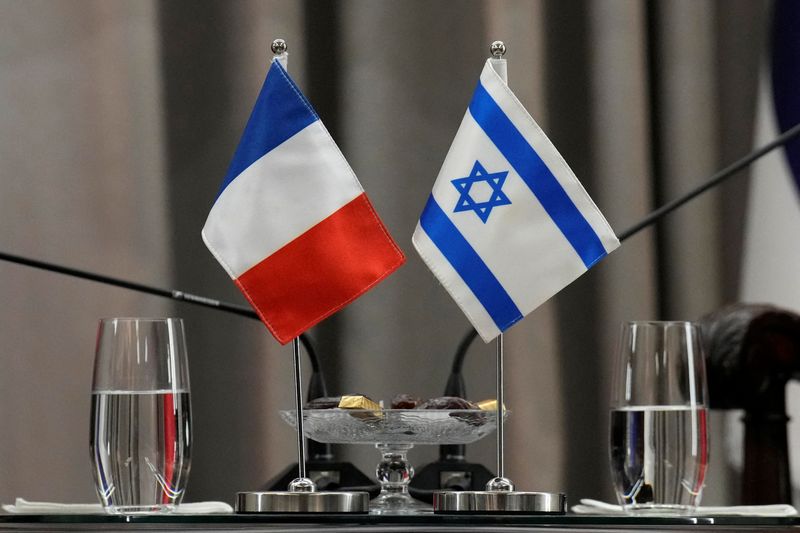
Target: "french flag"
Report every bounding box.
[203,57,405,345]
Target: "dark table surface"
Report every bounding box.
[1,512,799,532]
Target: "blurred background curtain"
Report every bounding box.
[0,0,780,506]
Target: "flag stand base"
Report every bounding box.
[236,491,369,513]
[432,490,566,514]
[435,329,568,514]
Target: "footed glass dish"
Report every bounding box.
[280,409,505,515]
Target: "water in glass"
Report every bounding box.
[609,321,709,514]
[90,318,191,514]
[91,390,191,513]
[610,405,708,511]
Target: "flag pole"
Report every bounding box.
[234,38,369,513]
[433,42,565,513]
[488,332,515,490]
[496,333,503,479]
[288,335,315,491]
[487,40,513,493]
[269,36,314,494]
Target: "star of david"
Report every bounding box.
[451,161,511,223]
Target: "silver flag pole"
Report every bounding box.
[433,40,565,513]
[486,40,513,493]
[486,330,513,491]
[266,37,314,494]
[496,333,503,479]
[289,336,314,491]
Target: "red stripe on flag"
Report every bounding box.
[236,193,405,344]
[162,393,176,504]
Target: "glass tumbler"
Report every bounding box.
[609,321,709,514]
[90,318,192,514]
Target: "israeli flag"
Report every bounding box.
[412,58,620,342]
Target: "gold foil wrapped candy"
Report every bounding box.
[477,399,507,412]
[338,394,381,411]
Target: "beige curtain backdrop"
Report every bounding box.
[0,0,171,503]
[0,0,773,506]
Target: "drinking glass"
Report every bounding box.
[609,321,709,514]
[90,318,192,514]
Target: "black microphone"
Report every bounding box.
[446,121,800,387]
[412,121,800,498]
[261,333,377,493]
[440,328,478,462]
[0,253,378,492]
[409,328,494,502]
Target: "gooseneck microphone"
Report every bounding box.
[0,251,372,489]
[446,121,800,381]
[0,249,261,320]
[440,328,478,462]
[408,121,800,496]
[409,327,494,502]
[616,121,800,242]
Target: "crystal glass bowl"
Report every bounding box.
[281,408,507,515]
[280,408,501,445]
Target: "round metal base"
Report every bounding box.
[236,491,370,513]
[433,491,566,514]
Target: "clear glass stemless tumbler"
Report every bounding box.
[609,321,709,514]
[90,318,192,514]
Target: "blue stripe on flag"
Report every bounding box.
[419,195,523,331]
[468,83,607,268]
[772,0,800,192]
[217,61,319,198]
